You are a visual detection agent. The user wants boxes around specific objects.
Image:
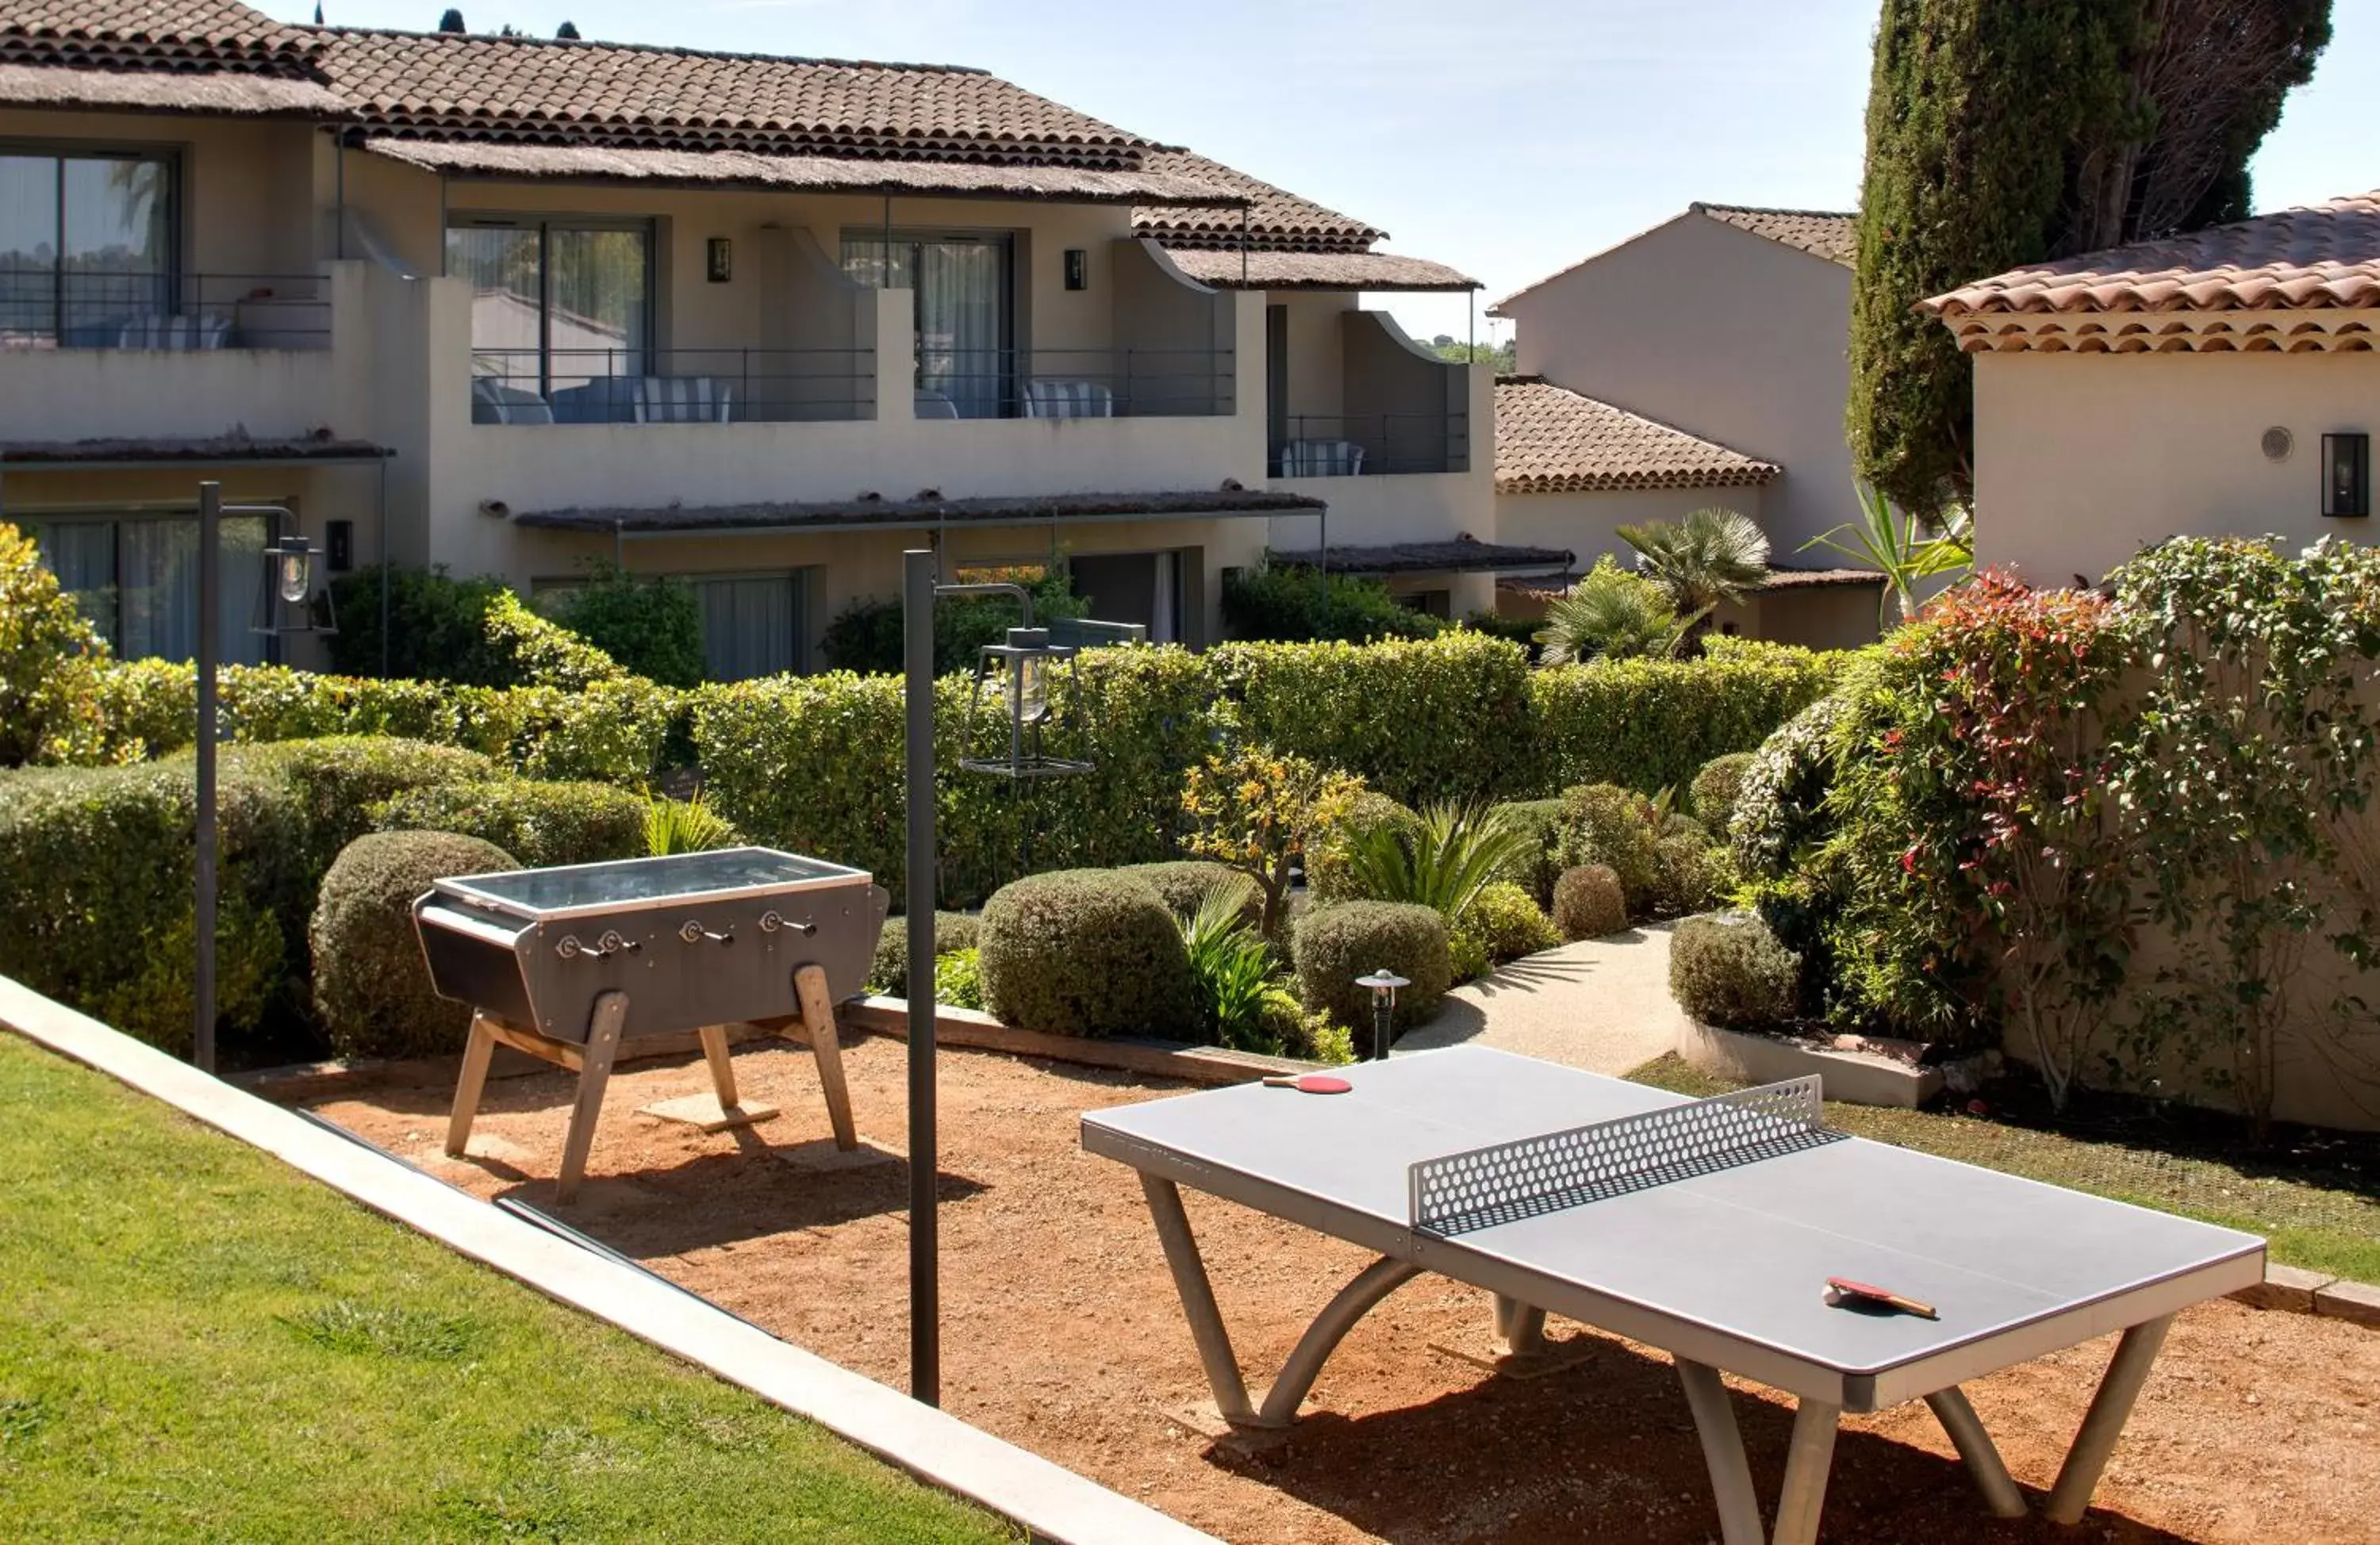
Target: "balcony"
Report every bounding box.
[1269,310,1473,478]
[1275,411,1471,477]
[911,346,1235,421]
[468,346,875,425]
[0,266,355,445]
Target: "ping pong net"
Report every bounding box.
[1408,1076,1841,1237]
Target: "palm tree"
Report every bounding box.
[1801,483,1974,626]
[1533,558,1685,664]
[1616,507,1772,627]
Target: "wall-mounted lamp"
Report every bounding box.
[707,236,733,283]
[1063,248,1088,291]
[325,518,354,573]
[2324,432,2370,518]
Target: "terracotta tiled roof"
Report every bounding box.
[1162,248,1476,291]
[1133,149,1383,251]
[1,0,319,72]
[363,136,1236,206]
[1691,203,1859,266]
[311,27,1153,167]
[1269,537,1574,577]
[1494,377,1779,495]
[1921,191,2380,316]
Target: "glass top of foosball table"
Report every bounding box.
[433,846,870,919]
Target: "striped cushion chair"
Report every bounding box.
[633,375,734,424]
[470,378,556,425]
[117,313,232,351]
[1279,439,1365,477]
[1024,379,1114,420]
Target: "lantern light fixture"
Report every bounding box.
[2323,431,2370,519]
[958,623,1092,779]
[1356,968,1409,1063]
[253,532,337,636]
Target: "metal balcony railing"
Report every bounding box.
[911,346,1235,420]
[0,272,332,351]
[1273,412,1472,477]
[467,347,876,425]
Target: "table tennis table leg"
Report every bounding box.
[1493,1294,1547,1357]
[1138,1174,1257,1426]
[1674,1360,1764,1545]
[1772,1398,1841,1545]
[1924,1386,2028,1518]
[2045,1313,2173,1525]
[1256,1256,1421,1427]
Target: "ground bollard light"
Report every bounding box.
[1356,968,1408,1062]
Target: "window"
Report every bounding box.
[447,217,651,411]
[1069,551,1183,644]
[689,573,803,680]
[20,510,273,665]
[841,231,1012,419]
[0,147,175,345]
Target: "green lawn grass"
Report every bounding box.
[1628,1053,2380,1285]
[0,1033,1020,1544]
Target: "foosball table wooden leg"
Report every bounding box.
[793,964,858,1151]
[445,1013,497,1158]
[696,1023,741,1110]
[555,991,628,1204]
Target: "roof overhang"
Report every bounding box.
[1269,538,1575,577]
[360,136,1246,208]
[0,435,394,470]
[0,61,347,117]
[1162,248,1478,293]
[513,487,1320,537]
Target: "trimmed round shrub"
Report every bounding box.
[311,831,518,1059]
[1668,912,1800,1029]
[977,870,1197,1038]
[1303,790,1422,903]
[373,779,649,868]
[1488,797,1565,904]
[1552,864,1628,941]
[1292,900,1451,1033]
[869,911,981,998]
[1650,832,1734,919]
[1466,880,1560,963]
[1120,860,1262,930]
[1690,752,1756,836]
[1552,783,1662,914]
[1730,693,1850,880]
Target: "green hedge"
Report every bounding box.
[1529,643,1845,797]
[373,779,649,868]
[977,869,1197,1039]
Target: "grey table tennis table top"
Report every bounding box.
[1081,1045,2263,1411]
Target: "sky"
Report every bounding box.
[266,0,2379,344]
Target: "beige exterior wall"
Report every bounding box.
[0,106,1470,671]
[1493,484,1767,568]
[1971,349,2380,585]
[1499,213,1860,554]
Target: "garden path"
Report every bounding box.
[1399,922,1683,1073]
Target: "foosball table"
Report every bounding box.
[413,846,889,1201]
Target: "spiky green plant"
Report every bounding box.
[1801,484,1974,625]
[1616,507,1772,622]
[1179,884,1280,1052]
[1533,557,1686,665]
[1337,801,1536,928]
[643,792,738,857]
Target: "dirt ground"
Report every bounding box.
[303,1034,2380,1545]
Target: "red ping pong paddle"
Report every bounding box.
[1263,1073,1353,1095]
[1825,1276,1938,1319]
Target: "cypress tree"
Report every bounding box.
[436,7,465,32]
[1848,0,2332,517]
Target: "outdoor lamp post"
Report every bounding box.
[191,482,323,1075]
[1356,968,1409,1063]
[903,548,1100,1408]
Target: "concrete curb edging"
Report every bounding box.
[843,997,1315,1084]
[2229,1261,2380,1328]
[0,975,1219,1545]
[1675,1018,1947,1108]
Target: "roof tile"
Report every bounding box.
[1132,148,1382,250]
[1922,191,2380,316]
[1,0,317,71]
[1494,377,1778,495]
[1690,203,1859,266]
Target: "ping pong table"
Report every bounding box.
[1081,1045,2264,1545]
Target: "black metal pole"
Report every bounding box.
[1372,992,1393,1064]
[194,481,221,1074]
[902,546,939,1407]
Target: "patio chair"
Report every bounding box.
[471,378,556,425]
[117,313,232,351]
[1024,379,1115,420]
[549,377,636,424]
[633,375,735,424]
[913,389,960,420]
[1279,439,1365,477]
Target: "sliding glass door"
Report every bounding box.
[21,511,271,665]
[842,232,1012,419]
[0,148,175,344]
[447,217,651,405]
